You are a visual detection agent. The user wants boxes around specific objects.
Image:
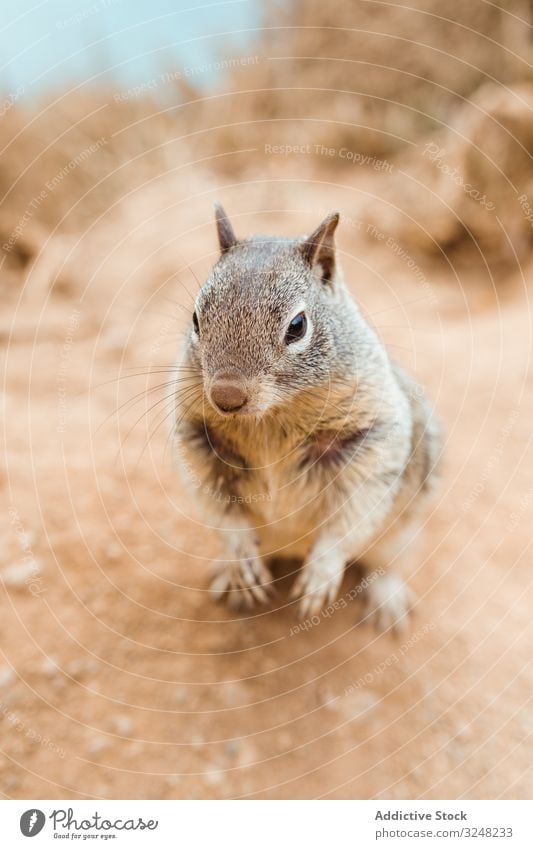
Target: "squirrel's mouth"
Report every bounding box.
[207,398,268,419]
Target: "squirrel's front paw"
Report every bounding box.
[290,556,344,618]
[209,557,273,609]
[363,572,414,633]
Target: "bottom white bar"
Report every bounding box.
[2,799,532,848]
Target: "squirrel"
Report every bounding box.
[173,205,441,630]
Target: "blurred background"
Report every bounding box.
[1,0,533,800]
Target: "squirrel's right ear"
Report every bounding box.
[300,212,340,284]
[214,203,238,254]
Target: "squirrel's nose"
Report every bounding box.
[210,376,248,413]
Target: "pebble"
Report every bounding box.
[105,543,123,560]
[173,687,189,704]
[39,657,60,677]
[340,688,378,720]
[87,735,110,755]
[1,559,41,587]
[221,681,247,707]
[0,666,14,687]
[455,723,473,741]
[204,768,223,786]
[18,531,35,549]
[224,740,239,759]
[235,742,256,768]
[191,734,205,749]
[111,715,132,735]
[66,659,89,680]
[102,328,128,353]
[316,685,339,711]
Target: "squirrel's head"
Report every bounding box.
[187,205,345,418]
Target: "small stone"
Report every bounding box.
[224,740,239,759]
[39,657,60,677]
[18,531,35,549]
[455,723,473,741]
[1,559,41,587]
[173,687,189,704]
[236,743,257,767]
[341,688,378,720]
[105,543,123,560]
[87,735,110,755]
[0,666,14,686]
[111,715,132,735]
[204,768,223,786]
[317,685,338,710]
[191,734,205,749]
[102,328,128,353]
[221,681,247,707]
[66,659,88,680]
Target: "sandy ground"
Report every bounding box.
[1,174,532,799]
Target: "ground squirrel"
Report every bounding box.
[173,206,441,630]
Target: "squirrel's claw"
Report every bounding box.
[209,557,273,610]
[290,561,344,618]
[362,572,415,634]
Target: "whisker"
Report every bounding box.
[109,363,198,373]
[87,366,199,394]
[114,383,202,466]
[155,294,193,317]
[95,376,201,435]
[170,265,198,309]
[174,250,203,291]
[135,386,203,468]
[161,398,201,465]
[165,390,208,460]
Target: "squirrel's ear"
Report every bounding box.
[214,203,238,254]
[300,212,340,283]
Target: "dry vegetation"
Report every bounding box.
[1,0,532,799]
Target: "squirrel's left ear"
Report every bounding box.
[214,203,238,254]
[300,212,340,283]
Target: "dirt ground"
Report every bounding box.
[1,172,532,799]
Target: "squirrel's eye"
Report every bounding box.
[192,311,200,335]
[285,311,307,344]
